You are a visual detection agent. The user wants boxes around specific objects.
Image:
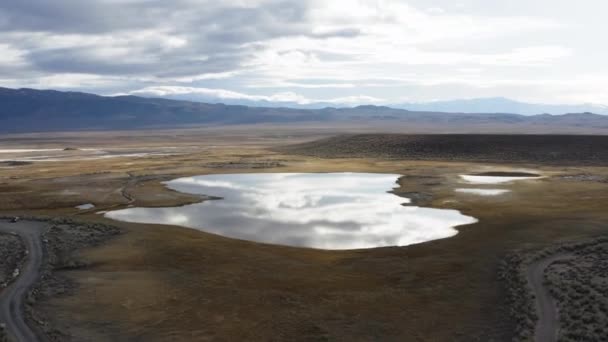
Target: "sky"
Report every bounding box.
[0,0,607,106]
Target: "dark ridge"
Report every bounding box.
[0,161,33,166]
[280,134,608,165]
[468,172,541,177]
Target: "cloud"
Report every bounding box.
[0,1,605,105]
[0,43,26,66]
[0,1,312,80]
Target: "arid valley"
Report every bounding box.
[1,128,607,341]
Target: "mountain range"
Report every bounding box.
[394,97,608,116]
[132,89,608,115]
[1,87,608,134]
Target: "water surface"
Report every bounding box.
[105,173,477,250]
[75,203,95,210]
[455,188,511,196]
[460,174,541,184]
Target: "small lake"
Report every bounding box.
[105,173,477,250]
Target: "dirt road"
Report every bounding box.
[527,253,572,342]
[0,220,48,342]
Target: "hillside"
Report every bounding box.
[280,134,608,165]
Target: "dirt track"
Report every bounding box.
[527,253,572,342]
[0,220,48,342]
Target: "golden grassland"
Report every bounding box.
[1,129,607,341]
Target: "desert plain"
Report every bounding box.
[0,126,607,341]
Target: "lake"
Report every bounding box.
[105,173,477,250]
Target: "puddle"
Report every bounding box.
[460,171,542,184]
[75,203,95,210]
[455,188,511,196]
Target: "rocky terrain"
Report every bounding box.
[0,233,25,288]
[281,134,608,165]
[0,232,26,341]
[500,253,537,341]
[545,240,608,341]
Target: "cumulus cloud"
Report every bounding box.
[0,0,606,104]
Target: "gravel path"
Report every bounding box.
[527,253,572,342]
[0,220,48,342]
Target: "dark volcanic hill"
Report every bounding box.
[280,134,608,165]
[1,87,608,133]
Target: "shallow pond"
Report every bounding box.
[455,188,511,196]
[75,203,95,210]
[460,171,542,184]
[105,173,477,250]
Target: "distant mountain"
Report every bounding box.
[1,87,608,134]
[393,97,608,116]
[0,87,326,133]
[131,90,608,115]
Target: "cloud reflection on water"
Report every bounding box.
[105,173,477,250]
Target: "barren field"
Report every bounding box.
[1,128,607,341]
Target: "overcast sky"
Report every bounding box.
[1,0,607,105]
